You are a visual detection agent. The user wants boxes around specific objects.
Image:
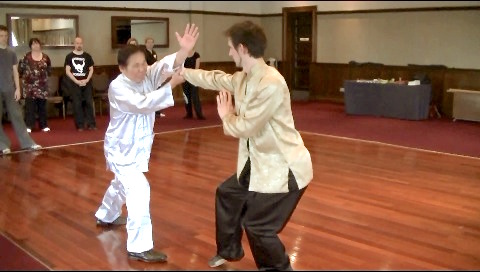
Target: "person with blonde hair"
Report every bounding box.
[143,37,157,65]
[143,37,165,117]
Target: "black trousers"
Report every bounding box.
[24,97,47,130]
[183,81,203,118]
[70,82,96,129]
[215,158,307,270]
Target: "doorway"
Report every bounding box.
[282,6,317,100]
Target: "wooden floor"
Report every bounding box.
[1,125,480,270]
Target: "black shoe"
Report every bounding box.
[96,216,127,227]
[128,249,168,263]
[197,116,206,120]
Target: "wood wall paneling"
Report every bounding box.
[48,61,480,118]
[309,62,480,118]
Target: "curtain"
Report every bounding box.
[11,18,32,47]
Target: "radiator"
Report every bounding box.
[447,89,480,122]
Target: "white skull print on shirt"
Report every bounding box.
[72,57,86,76]
[65,51,94,80]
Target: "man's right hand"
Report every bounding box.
[175,24,199,54]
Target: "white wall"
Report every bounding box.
[4,1,477,13]
[191,1,263,14]
[0,1,192,10]
[260,1,480,13]
[0,1,263,13]
[315,10,480,69]
[1,1,479,69]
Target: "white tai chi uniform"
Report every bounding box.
[95,52,177,253]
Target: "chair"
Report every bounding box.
[92,72,110,116]
[46,75,66,119]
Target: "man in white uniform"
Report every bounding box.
[94,24,199,263]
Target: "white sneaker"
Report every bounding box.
[29,144,42,151]
[208,255,227,268]
[1,148,11,155]
[42,127,50,132]
[27,128,31,133]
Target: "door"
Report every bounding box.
[283,6,317,96]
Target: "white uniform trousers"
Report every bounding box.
[95,170,154,253]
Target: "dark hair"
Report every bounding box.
[126,37,138,46]
[29,38,42,48]
[117,44,145,66]
[0,25,8,32]
[224,21,266,58]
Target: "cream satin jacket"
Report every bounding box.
[104,53,177,174]
[183,59,313,193]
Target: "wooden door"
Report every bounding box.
[283,6,317,92]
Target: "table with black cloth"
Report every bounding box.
[343,80,432,120]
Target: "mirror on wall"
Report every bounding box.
[111,16,169,48]
[7,14,79,48]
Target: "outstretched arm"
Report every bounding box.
[180,68,236,94]
[109,80,174,114]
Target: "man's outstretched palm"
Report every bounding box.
[176,23,199,52]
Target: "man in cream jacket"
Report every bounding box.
[177,21,313,271]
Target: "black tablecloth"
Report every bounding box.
[343,80,432,120]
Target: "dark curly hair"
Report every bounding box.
[224,21,267,58]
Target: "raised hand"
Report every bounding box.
[175,23,199,53]
[216,91,235,119]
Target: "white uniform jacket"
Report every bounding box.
[104,53,177,174]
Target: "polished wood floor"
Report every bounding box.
[1,126,479,270]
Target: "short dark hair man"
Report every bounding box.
[0,25,42,155]
[177,20,313,271]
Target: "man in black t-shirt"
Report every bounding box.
[64,36,96,131]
